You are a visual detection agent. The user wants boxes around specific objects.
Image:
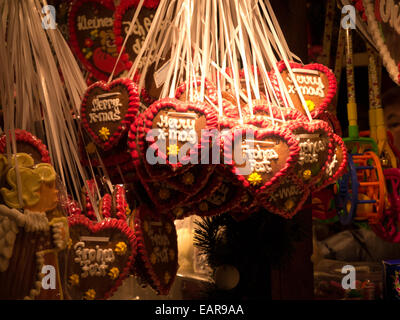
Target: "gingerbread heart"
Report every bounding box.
[314,133,348,191]
[0,129,50,164]
[134,205,178,295]
[114,0,160,70]
[270,61,337,118]
[80,78,140,151]
[223,126,300,195]
[261,174,310,219]
[135,97,218,168]
[68,0,126,81]
[285,120,334,189]
[66,214,136,300]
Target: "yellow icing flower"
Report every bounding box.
[150,253,157,265]
[173,207,184,218]
[167,144,180,156]
[85,142,97,154]
[158,188,170,200]
[108,267,120,280]
[84,289,96,300]
[114,242,127,255]
[125,205,131,216]
[67,238,73,250]
[99,127,110,141]
[305,100,315,112]
[285,199,295,211]
[164,272,171,284]
[248,172,262,186]
[182,172,195,185]
[199,201,208,212]
[69,274,79,286]
[302,169,312,181]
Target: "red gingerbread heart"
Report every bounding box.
[270,61,337,118]
[133,205,178,295]
[68,0,127,81]
[80,78,140,151]
[132,97,218,169]
[223,126,300,196]
[284,120,334,189]
[66,214,136,300]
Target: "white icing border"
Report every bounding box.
[363,0,400,85]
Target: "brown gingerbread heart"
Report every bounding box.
[80,78,140,151]
[134,205,178,295]
[66,214,136,300]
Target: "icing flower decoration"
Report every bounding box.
[173,207,184,218]
[85,142,97,154]
[150,253,157,265]
[90,29,98,39]
[114,242,127,255]
[85,38,94,48]
[199,201,208,212]
[167,144,180,156]
[67,238,73,250]
[108,267,120,280]
[182,172,195,185]
[248,172,262,186]
[125,205,131,216]
[84,289,96,300]
[285,199,295,211]
[158,188,170,200]
[99,127,110,141]
[164,272,171,284]
[69,274,79,286]
[305,100,315,112]
[302,169,312,181]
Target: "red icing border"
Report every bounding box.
[67,214,137,300]
[270,61,337,119]
[0,129,51,163]
[114,185,129,220]
[80,78,140,151]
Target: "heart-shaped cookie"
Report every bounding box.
[314,133,348,191]
[270,61,337,118]
[223,126,300,195]
[363,0,400,85]
[260,174,310,219]
[133,205,178,295]
[66,214,136,300]
[68,0,127,81]
[136,97,218,168]
[114,0,160,70]
[80,78,140,151]
[0,130,51,164]
[285,120,334,189]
